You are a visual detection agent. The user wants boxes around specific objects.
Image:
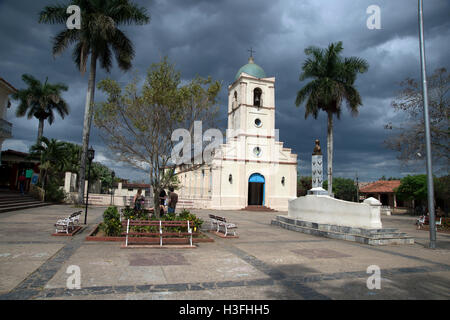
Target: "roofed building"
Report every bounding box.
[359,180,410,208]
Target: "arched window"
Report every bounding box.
[253,88,262,107]
[234,91,237,101]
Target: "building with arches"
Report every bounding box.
[176,56,297,211]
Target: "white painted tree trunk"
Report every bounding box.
[77,53,97,204]
[327,112,333,197]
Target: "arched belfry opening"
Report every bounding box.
[253,88,262,107]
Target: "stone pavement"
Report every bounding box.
[0,204,449,300]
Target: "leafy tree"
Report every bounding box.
[39,0,150,204]
[385,68,449,172]
[297,176,312,197]
[94,57,221,217]
[323,177,357,201]
[395,175,428,210]
[396,174,449,215]
[295,42,369,196]
[60,141,82,173]
[29,136,68,190]
[12,74,69,143]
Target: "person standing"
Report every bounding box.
[133,188,144,210]
[168,186,178,214]
[18,171,26,195]
[159,189,167,216]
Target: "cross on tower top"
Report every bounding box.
[247,47,255,63]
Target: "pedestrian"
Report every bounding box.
[159,188,167,216]
[133,188,144,210]
[168,186,178,214]
[18,171,26,195]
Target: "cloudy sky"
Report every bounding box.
[1,0,449,183]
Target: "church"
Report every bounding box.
[176,55,297,211]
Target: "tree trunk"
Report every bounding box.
[37,119,44,144]
[327,112,333,197]
[77,52,97,204]
[154,188,161,218]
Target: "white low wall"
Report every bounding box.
[288,195,382,229]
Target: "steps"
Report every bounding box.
[242,205,276,212]
[0,191,52,213]
[272,215,414,246]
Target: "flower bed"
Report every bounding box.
[86,207,214,243]
[85,223,214,243]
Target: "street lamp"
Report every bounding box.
[418,0,436,248]
[84,146,95,225]
[110,170,115,205]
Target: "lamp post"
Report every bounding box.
[418,0,436,248]
[110,171,115,206]
[84,146,95,225]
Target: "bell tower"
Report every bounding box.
[227,55,275,138]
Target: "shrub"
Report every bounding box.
[178,209,204,230]
[100,206,122,236]
[44,182,67,203]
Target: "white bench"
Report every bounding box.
[55,211,82,234]
[416,215,442,230]
[208,214,237,236]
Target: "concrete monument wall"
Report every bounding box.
[288,195,382,229]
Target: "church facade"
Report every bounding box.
[176,56,297,211]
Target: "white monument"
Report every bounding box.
[271,140,414,245]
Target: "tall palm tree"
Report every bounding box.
[39,0,150,204]
[295,42,369,196]
[12,74,69,143]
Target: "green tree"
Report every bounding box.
[94,57,221,217]
[12,74,69,143]
[60,141,82,173]
[39,0,150,204]
[295,42,369,196]
[297,176,312,197]
[29,136,68,190]
[323,177,357,201]
[395,175,428,212]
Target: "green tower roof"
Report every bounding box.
[234,56,266,81]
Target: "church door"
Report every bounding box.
[248,173,265,206]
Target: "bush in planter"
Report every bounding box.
[100,206,122,236]
[178,209,204,230]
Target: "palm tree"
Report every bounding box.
[12,74,69,143]
[295,42,369,196]
[39,0,150,204]
[29,136,68,190]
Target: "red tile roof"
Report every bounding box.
[359,180,401,193]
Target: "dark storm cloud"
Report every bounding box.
[1,0,449,182]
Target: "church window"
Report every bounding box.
[254,118,262,127]
[253,88,262,107]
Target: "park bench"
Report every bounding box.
[55,211,82,234]
[122,219,195,247]
[208,214,237,237]
[416,215,443,230]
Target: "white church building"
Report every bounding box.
[176,56,297,211]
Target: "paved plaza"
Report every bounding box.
[0,204,449,300]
